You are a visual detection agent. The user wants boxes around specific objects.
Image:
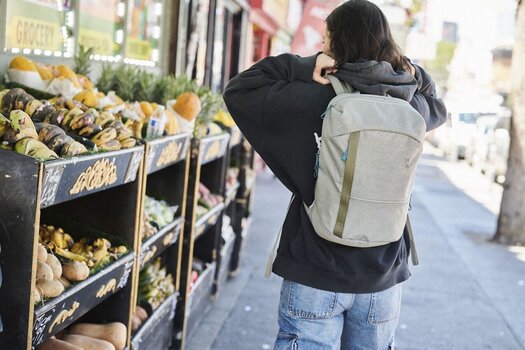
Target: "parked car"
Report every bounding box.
[485,116,511,183]
[465,114,498,169]
[437,111,479,161]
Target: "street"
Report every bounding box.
[187,144,525,350]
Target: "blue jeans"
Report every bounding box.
[274,280,402,350]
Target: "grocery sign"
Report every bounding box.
[290,0,341,57]
[4,0,64,51]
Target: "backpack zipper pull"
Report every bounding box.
[341,142,349,161]
[314,133,322,177]
[320,105,332,119]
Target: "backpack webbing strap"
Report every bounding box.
[326,75,354,95]
[406,215,419,265]
[334,131,360,238]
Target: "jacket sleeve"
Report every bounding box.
[223,54,322,196]
[223,53,317,150]
[410,65,448,131]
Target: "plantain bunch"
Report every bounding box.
[39,224,128,271]
[138,258,175,310]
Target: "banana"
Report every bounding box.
[31,104,55,123]
[53,96,68,109]
[25,99,43,117]
[61,107,83,129]
[63,233,74,249]
[91,127,117,145]
[67,133,97,151]
[97,139,121,151]
[28,147,59,161]
[0,141,13,150]
[15,138,59,160]
[60,141,88,157]
[0,89,9,109]
[14,93,33,111]
[69,110,95,130]
[38,124,65,144]
[119,137,137,149]
[78,123,102,138]
[47,134,72,154]
[65,99,86,111]
[106,120,133,140]
[51,229,67,249]
[15,138,45,154]
[132,121,144,139]
[0,113,9,137]
[95,111,115,128]
[54,246,87,262]
[4,110,38,143]
[45,109,68,126]
[1,88,24,114]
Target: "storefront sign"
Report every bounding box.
[77,0,121,56]
[125,0,161,61]
[4,0,65,51]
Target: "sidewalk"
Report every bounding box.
[186,146,525,350]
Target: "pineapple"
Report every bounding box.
[97,63,115,94]
[151,75,169,104]
[133,70,153,102]
[111,65,137,101]
[74,45,94,76]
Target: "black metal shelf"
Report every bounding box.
[194,203,225,240]
[32,253,135,347]
[139,217,184,270]
[131,292,178,350]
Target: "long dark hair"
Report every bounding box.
[326,0,411,72]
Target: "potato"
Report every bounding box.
[62,334,115,350]
[37,244,48,263]
[32,288,41,303]
[62,261,89,281]
[37,337,84,350]
[36,261,54,281]
[46,254,62,279]
[37,278,64,298]
[131,314,141,332]
[58,276,72,289]
[135,306,148,322]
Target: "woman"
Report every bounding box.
[223,0,446,349]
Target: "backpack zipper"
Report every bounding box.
[313,132,322,177]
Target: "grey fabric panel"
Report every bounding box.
[322,95,426,140]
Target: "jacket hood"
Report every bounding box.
[333,60,417,102]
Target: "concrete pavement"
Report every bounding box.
[186,145,525,350]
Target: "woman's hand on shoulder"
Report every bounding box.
[313,53,338,85]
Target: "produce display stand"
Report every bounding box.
[0,146,144,350]
[173,133,231,349]
[229,140,257,275]
[131,133,191,350]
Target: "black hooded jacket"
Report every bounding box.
[223,54,447,293]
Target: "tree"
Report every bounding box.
[494,0,525,245]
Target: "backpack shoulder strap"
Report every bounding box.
[326,75,356,95]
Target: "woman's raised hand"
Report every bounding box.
[313,53,338,85]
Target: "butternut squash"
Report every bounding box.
[69,322,127,350]
[37,337,84,350]
[173,92,201,121]
[135,306,148,322]
[62,334,115,350]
